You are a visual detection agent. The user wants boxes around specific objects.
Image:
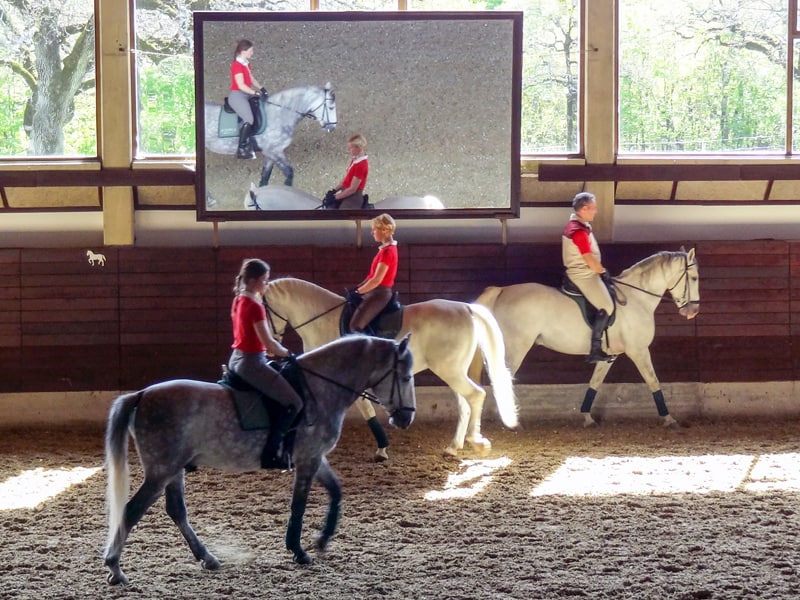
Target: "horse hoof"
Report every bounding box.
[316,534,331,552]
[583,419,599,429]
[374,448,389,462]
[106,571,128,586]
[443,447,459,458]
[293,551,313,566]
[201,556,221,571]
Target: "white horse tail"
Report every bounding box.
[469,303,518,429]
[105,391,141,552]
[474,285,504,311]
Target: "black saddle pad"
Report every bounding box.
[340,291,403,338]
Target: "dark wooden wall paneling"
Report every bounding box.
[0,241,795,393]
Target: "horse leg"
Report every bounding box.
[164,476,221,570]
[274,155,294,186]
[580,360,614,428]
[627,349,680,428]
[104,477,167,586]
[285,459,321,565]
[447,385,489,457]
[313,458,342,553]
[259,160,275,187]
[356,396,389,461]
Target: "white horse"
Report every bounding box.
[263,277,518,456]
[471,248,699,427]
[205,83,336,187]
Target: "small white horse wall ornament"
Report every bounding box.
[86,250,106,266]
[205,83,337,188]
[471,248,699,428]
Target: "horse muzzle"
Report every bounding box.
[388,408,415,430]
[679,302,700,319]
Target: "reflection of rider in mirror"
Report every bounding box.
[562,192,616,364]
[332,134,369,208]
[351,213,397,333]
[229,39,268,160]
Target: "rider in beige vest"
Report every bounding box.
[562,192,615,363]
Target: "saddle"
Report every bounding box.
[218,359,306,433]
[217,96,267,138]
[560,275,617,328]
[321,190,370,210]
[340,290,403,338]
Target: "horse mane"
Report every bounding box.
[617,250,684,280]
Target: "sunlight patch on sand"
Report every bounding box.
[530,452,800,497]
[0,467,101,510]
[425,457,512,501]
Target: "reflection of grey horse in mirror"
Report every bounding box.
[205,83,337,187]
[103,335,415,585]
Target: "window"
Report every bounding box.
[619,0,788,154]
[133,0,308,158]
[0,0,96,157]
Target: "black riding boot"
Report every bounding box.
[587,309,614,363]
[261,406,298,470]
[250,136,262,152]
[237,123,256,159]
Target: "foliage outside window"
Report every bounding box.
[134,0,308,157]
[0,0,96,157]
[619,0,788,154]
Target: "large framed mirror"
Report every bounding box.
[194,11,522,221]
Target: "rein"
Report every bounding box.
[293,344,414,414]
[264,87,336,126]
[263,298,346,339]
[612,256,698,309]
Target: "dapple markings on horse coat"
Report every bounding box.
[263,277,518,457]
[103,335,415,585]
[204,84,336,187]
[471,248,699,427]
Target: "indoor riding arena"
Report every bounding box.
[3,2,800,599]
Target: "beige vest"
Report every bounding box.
[562,216,601,281]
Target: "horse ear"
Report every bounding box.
[687,247,696,261]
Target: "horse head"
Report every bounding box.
[314,82,337,132]
[369,334,415,430]
[673,247,700,320]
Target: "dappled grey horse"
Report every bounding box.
[103,334,414,585]
[204,83,336,187]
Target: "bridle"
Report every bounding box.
[263,86,337,127]
[293,341,415,416]
[612,253,699,310]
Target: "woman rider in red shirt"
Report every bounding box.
[229,258,302,469]
[350,213,398,333]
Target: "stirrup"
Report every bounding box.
[586,350,615,364]
[261,452,292,470]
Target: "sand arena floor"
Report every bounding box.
[1,416,799,599]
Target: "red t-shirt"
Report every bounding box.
[231,294,266,352]
[368,243,398,287]
[341,156,369,191]
[563,219,593,254]
[230,60,252,92]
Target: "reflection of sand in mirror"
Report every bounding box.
[243,184,322,210]
[243,184,447,211]
[201,16,516,213]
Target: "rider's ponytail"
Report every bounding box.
[233,258,270,295]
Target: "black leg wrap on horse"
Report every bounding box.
[580,387,598,413]
[652,389,669,417]
[366,416,389,449]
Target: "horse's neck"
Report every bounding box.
[620,253,675,293]
[272,88,318,119]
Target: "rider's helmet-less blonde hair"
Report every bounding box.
[348,134,367,150]
[372,213,395,233]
